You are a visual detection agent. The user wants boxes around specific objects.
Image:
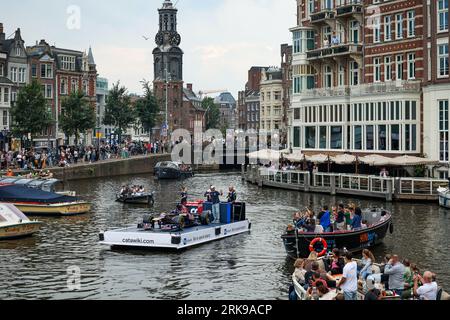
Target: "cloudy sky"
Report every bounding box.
[2,0,295,97]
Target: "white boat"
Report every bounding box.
[99,201,250,250]
[0,203,42,240]
[438,187,450,208]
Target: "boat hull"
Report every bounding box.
[439,193,450,208]
[0,222,42,240]
[155,168,194,180]
[117,195,154,205]
[99,220,251,250]
[11,202,92,216]
[282,218,392,259]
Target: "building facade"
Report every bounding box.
[281,44,293,146]
[289,0,425,157]
[96,77,112,142]
[183,83,206,136]
[27,40,97,146]
[260,67,283,132]
[422,0,450,178]
[214,92,237,131]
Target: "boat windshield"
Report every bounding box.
[158,162,179,169]
[0,204,29,223]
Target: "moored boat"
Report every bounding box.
[0,203,42,240]
[154,161,194,180]
[0,184,91,216]
[438,187,450,208]
[99,201,249,250]
[282,208,393,259]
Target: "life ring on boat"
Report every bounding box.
[309,238,328,257]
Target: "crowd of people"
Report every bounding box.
[204,185,237,224]
[291,203,383,233]
[291,248,445,301]
[0,139,170,172]
[119,185,147,198]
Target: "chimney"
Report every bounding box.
[187,83,193,91]
[0,23,4,41]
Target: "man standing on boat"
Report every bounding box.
[210,186,223,224]
[337,252,358,300]
[227,186,237,203]
[317,206,331,232]
[384,255,406,297]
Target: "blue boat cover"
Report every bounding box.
[0,184,78,204]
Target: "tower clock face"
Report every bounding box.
[155,32,164,46]
[170,32,181,46]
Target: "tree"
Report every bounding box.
[202,97,220,130]
[135,80,160,141]
[59,91,96,145]
[11,80,53,143]
[103,82,136,143]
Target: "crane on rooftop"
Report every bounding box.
[198,89,228,100]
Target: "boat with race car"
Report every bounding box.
[99,200,250,250]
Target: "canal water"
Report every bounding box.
[0,172,449,300]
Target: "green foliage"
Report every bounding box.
[202,97,220,130]
[60,91,96,145]
[11,80,53,141]
[135,80,160,138]
[414,165,426,177]
[103,82,136,141]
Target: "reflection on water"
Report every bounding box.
[0,172,449,299]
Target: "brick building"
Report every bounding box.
[27,40,97,146]
[237,66,269,131]
[281,44,293,146]
[289,0,427,158]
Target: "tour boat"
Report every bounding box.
[0,177,76,196]
[99,201,250,250]
[154,161,194,180]
[0,184,91,216]
[116,192,155,205]
[282,208,393,259]
[0,203,42,240]
[438,187,450,209]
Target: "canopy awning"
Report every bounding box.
[284,151,305,162]
[358,154,392,166]
[247,149,281,161]
[390,155,439,167]
[331,154,356,165]
[0,203,30,224]
[306,154,329,164]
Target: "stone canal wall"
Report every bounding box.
[49,154,171,181]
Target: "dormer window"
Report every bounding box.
[15,47,21,56]
[61,55,76,71]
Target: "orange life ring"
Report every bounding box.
[309,238,328,257]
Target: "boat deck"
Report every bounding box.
[110,223,229,235]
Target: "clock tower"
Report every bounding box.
[153,0,184,137]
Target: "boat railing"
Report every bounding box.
[292,275,309,301]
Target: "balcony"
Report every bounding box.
[301,81,422,99]
[335,1,363,19]
[306,43,363,61]
[310,9,335,25]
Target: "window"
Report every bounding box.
[31,64,37,78]
[305,127,316,149]
[83,80,89,95]
[294,108,301,120]
[10,67,17,82]
[3,111,7,126]
[384,16,392,41]
[319,126,327,149]
[322,0,332,10]
[407,53,416,79]
[60,78,68,95]
[40,64,53,79]
[293,31,301,54]
[71,79,78,93]
[405,124,417,151]
[439,100,449,161]
[324,65,333,88]
[293,127,301,148]
[438,0,449,32]
[366,125,374,150]
[307,0,314,18]
[323,26,332,47]
[396,55,404,80]
[15,47,21,56]
[384,56,392,81]
[18,68,26,83]
[42,84,53,99]
[338,64,345,87]
[379,125,387,151]
[0,63,4,77]
[391,124,400,151]
[407,10,415,37]
[349,20,360,44]
[374,17,381,43]
[438,44,449,77]
[293,76,301,94]
[350,61,359,86]
[354,126,362,150]
[330,126,342,149]
[374,57,381,82]
[3,87,9,103]
[395,13,403,39]
[60,55,76,71]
